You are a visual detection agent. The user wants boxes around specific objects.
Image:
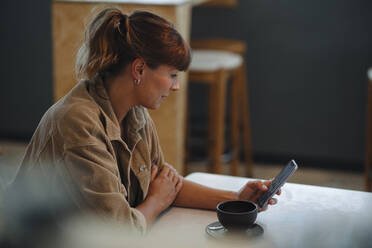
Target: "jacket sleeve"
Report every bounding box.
[60,144,147,234]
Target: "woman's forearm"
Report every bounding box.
[138,179,239,226]
[173,179,238,210]
[136,196,164,227]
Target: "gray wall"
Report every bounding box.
[0,1,371,170]
[189,0,372,170]
[0,1,53,139]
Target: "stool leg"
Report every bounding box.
[367,173,372,192]
[240,64,254,177]
[366,81,372,192]
[208,70,228,174]
[183,93,190,176]
[230,69,241,176]
[367,159,372,192]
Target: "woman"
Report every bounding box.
[14,8,279,234]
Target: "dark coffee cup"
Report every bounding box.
[216,200,258,230]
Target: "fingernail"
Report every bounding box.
[263,185,268,190]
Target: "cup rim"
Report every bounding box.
[217,200,258,215]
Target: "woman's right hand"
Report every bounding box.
[146,163,183,210]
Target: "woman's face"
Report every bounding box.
[137,64,180,109]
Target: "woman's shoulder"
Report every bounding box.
[41,83,105,148]
[25,83,105,160]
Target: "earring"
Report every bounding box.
[134,79,141,85]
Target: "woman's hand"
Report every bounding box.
[237,180,281,212]
[146,163,183,210]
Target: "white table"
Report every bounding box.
[147,172,372,248]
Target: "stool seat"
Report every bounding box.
[191,38,246,56]
[190,50,243,72]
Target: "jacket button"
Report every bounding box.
[139,165,147,172]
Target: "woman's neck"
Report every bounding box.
[104,70,137,125]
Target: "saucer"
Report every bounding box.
[205,221,264,240]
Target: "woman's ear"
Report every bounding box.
[131,58,145,81]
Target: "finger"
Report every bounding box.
[163,163,173,176]
[276,188,282,195]
[258,204,268,212]
[168,170,175,182]
[263,180,273,187]
[248,180,266,191]
[268,198,278,205]
[165,163,178,175]
[171,168,180,182]
[166,166,174,177]
[171,167,178,176]
[150,165,158,181]
[164,162,174,169]
[172,174,179,185]
[263,180,281,195]
[246,181,267,202]
[160,165,170,177]
[164,163,175,181]
[175,176,184,192]
[257,181,268,191]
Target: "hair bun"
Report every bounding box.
[76,7,190,80]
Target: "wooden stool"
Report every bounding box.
[187,48,252,176]
[189,38,253,177]
[366,68,372,192]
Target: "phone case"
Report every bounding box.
[257,160,298,208]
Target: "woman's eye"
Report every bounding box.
[171,74,178,78]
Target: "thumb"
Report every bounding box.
[151,165,158,181]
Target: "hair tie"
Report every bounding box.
[115,20,124,37]
[125,16,131,44]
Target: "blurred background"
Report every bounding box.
[0,0,372,191]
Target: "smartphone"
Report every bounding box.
[257,160,298,208]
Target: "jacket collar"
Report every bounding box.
[87,76,146,142]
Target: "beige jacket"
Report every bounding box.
[14,77,165,233]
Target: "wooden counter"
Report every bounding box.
[52,0,207,173]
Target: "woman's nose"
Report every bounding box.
[170,80,180,91]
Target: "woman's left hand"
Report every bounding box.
[237,180,281,212]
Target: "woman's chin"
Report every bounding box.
[142,98,164,110]
[144,103,161,110]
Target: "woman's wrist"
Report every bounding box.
[231,191,240,201]
[136,195,166,226]
[146,194,168,212]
